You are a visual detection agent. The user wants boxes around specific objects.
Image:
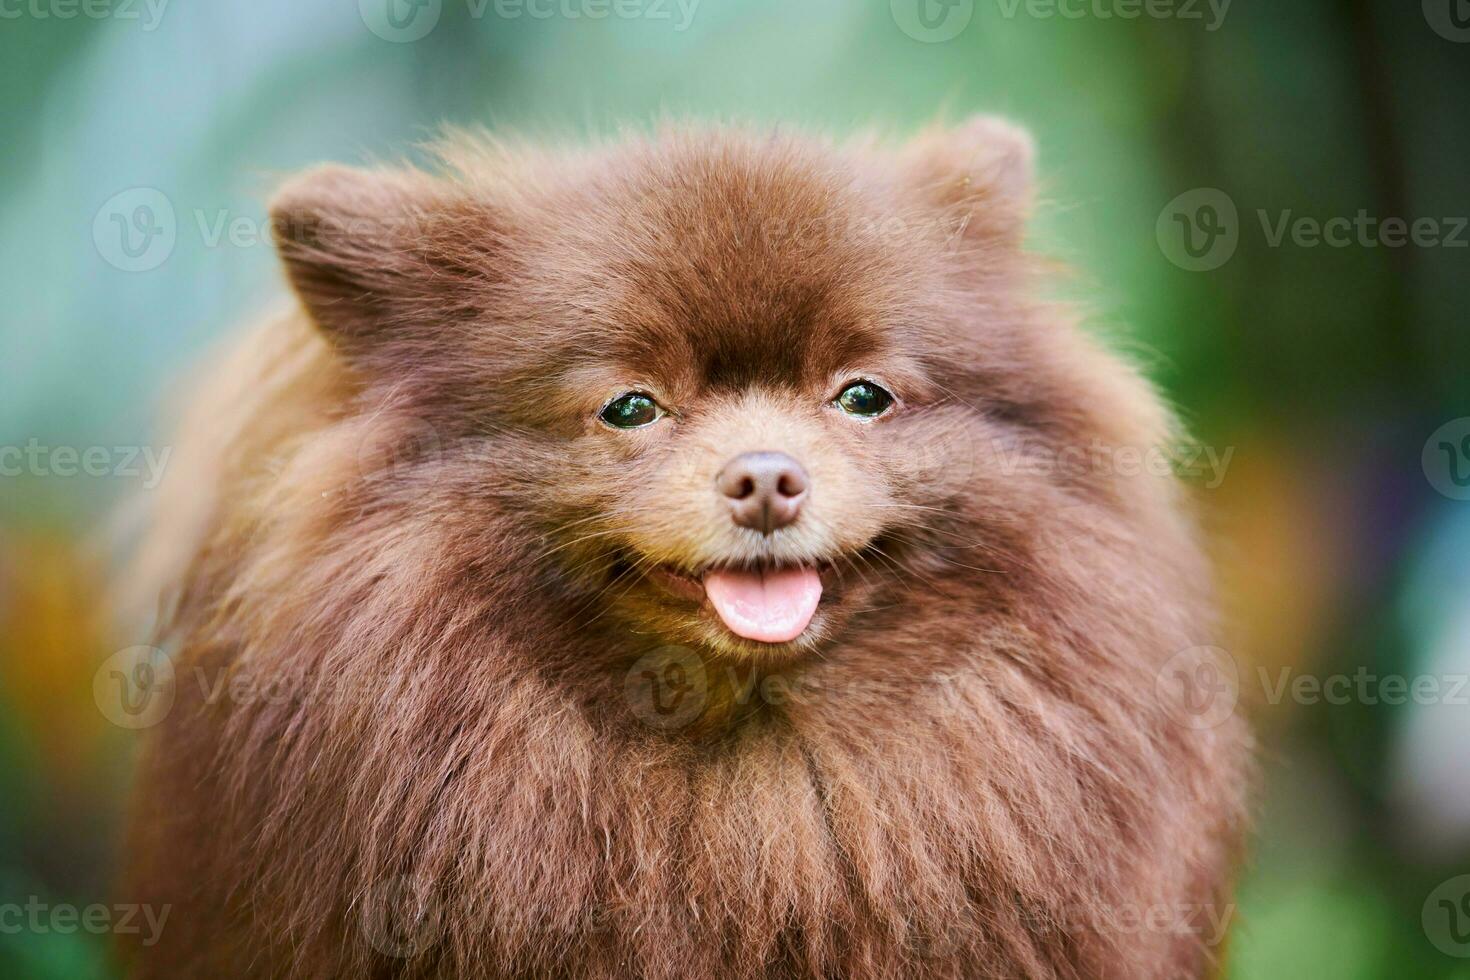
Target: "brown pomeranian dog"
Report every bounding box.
[119,118,1250,979]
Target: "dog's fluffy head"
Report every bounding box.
[124,120,1250,980]
[265,119,1159,665]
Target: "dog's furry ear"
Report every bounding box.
[901,115,1036,244]
[269,164,489,358]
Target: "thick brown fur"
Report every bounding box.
[119,119,1251,979]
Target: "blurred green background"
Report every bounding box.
[2,0,1469,976]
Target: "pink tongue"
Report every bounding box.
[703,567,823,644]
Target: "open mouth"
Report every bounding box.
[645,563,826,644]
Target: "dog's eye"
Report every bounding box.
[599,393,665,429]
[834,381,894,419]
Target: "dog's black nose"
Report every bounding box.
[716,451,809,535]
